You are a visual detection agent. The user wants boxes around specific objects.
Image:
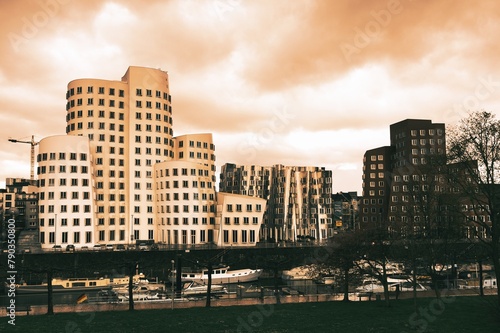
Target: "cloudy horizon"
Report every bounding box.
[1,0,500,193]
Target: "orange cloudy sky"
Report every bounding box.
[1,0,500,193]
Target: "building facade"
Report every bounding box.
[360,119,447,232]
[0,178,38,250]
[332,191,360,231]
[220,163,334,242]
[35,66,265,250]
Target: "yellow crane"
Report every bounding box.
[8,135,39,181]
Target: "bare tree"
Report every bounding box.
[447,110,500,307]
[309,232,362,302]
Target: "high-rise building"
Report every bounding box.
[36,66,265,250]
[360,119,446,228]
[220,163,334,242]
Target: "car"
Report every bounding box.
[138,243,148,251]
[150,243,159,251]
[116,244,126,251]
[93,244,102,251]
[81,245,89,251]
[52,245,62,251]
[105,244,114,251]
[66,244,75,252]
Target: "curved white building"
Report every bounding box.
[37,135,95,249]
[65,66,173,245]
[36,66,266,249]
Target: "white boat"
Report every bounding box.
[172,266,262,284]
[13,276,130,294]
[281,266,314,281]
[180,280,227,296]
[117,292,163,302]
[356,276,427,293]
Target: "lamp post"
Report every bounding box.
[130,215,134,247]
[171,259,175,310]
[55,213,57,246]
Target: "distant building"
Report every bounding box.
[0,178,38,251]
[0,178,38,230]
[220,163,334,242]
[360,119,446,227]
[332,191,360,230]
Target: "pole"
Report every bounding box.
[171,260,175,309]
[55,214,57,246]
[130,215,134,247]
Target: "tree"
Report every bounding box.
[354,225,395,307]
[309,231,362,302]
[447,110,500,307]
[403,154,463,299]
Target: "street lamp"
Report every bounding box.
[171,260,175,310]
[54,213,57,246]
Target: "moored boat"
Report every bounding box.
[180,280,227,296]
[14,276,130,294]
[171,266,262,284]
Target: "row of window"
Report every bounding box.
[157,180,213,190]
[222,229,257,243]
[67,110,172,123]
[67,98,172,112]
[163,217,215,225]
[38,152,87,162]
[68,86,171,101]
[158,192,215,201]
[369,154,385,161]
[178,140,214,150]
[158,168,210,178]
[224,217,260,225]
[410,129,443,137]
[40,191,90,200]
[226,204,263,212]
[39,204,91,214]
[39,165,88,175]
[67,123,174,137]
[40,217,91,227]
[178,151,215,161]
[161,205,215,214]
[39,179,89,187]
[167,229,257,244]
[40,228,153,244]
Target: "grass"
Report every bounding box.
[2,296,499,333]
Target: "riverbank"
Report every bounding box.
[1,287,496,317]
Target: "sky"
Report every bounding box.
[1,0,500,194]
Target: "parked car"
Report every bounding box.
[138,243,148,251]
[150,243,159,251]
[105,244,114,251]
[81,245,89,251]
[66,244,75,252]
[52,245,62,251]
[93,244,102,251]
[116,244,126,251]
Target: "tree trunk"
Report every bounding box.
[478,260,484,297]
[206,262,212,308]
[47,269,54,315]
[128,266,135,311]
[342,265,349,302]
[382,264,390,307]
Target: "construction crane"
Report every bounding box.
[8,135,39,181]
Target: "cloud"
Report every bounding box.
[0,0,500,194]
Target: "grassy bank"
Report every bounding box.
[2,296,499,332]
